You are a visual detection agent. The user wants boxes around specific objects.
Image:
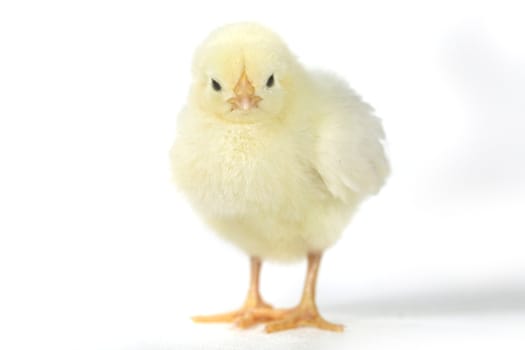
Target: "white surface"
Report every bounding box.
[1,1,524,349]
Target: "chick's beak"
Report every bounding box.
[227,71,262,111]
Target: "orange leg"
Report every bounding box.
[192,257,285,328]
[265,252,344,333]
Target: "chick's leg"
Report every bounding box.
[192,256,284,328]
[265,252,344,333]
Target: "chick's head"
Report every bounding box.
[190,23,301,123]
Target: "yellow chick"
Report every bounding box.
[170,23,389,332]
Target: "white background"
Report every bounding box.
[1,1,524,349]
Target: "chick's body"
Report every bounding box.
[172,65,388,261]
[171,23,389,332]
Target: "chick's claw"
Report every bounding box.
[191,310,242,323]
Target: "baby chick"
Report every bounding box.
[170,23,389,332]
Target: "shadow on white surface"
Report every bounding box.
[325,282,525,318]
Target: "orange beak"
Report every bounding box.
[227,71,262,111]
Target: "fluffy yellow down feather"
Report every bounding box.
[170,23,389,262]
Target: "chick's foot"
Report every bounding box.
[192,257,286,328]
[192,301,288,328]
[265,304,344,333]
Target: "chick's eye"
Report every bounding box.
[266,74,274,88]
[211,79,221,91]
